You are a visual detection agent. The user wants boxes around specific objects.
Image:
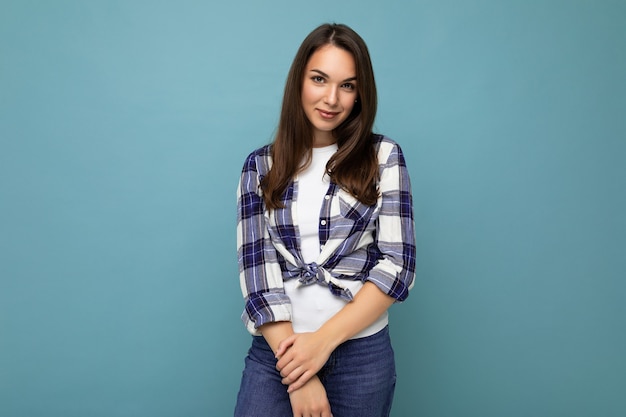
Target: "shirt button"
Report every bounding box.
[320,220,327,226]
[324,195,330,200]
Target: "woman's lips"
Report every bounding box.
[317,109,340,119]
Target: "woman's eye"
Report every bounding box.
[312,76,325,83]
[342,83,355,90]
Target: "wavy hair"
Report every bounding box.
[261,23,379,209]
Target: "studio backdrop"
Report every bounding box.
[1,1,624,416]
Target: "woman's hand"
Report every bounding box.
[289,375,333,417]
[276,332,335,392]
[277,282,395,393]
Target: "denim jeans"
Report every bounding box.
[234,326,396,417]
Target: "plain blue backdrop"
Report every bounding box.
[1,1,624,416]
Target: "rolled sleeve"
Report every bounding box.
[365,140,416,301]
[237,150,292,335]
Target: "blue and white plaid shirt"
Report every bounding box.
[237,135,416,335]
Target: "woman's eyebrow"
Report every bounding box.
[310,68,357,83]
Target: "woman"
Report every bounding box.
[235,23,415,417]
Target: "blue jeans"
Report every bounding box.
[234,326,396,417]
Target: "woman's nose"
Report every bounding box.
[324,86,338,106]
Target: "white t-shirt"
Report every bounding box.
[284,144,388,338]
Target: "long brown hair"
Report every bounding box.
[261,23,379,209]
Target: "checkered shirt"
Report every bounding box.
[237,135,416,335]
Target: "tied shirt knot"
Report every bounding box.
[297,262,353,301]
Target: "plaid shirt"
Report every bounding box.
[237,135,416,335]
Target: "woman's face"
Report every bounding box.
[301,44,358,147]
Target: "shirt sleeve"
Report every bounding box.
[237,150,292,335]
[364,140,416,301]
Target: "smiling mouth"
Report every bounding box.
[317,109,340,119]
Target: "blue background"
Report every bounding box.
[1,1,624,416]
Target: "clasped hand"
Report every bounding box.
[275,332,334,392]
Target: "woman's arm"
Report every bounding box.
[276,282,394,392]
[258,321,295,353]
[241,151,333,414]
[260,322,333,415]
[237,149,293,334]
[276,139,416,392]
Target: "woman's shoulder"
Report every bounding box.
[372,134,401,147]
[241,144,273,173]
[245,144,272,160]
[372,134,405,160]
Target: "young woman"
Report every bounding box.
[235,23,416,417]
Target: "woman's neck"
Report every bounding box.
[312,132,337,148]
